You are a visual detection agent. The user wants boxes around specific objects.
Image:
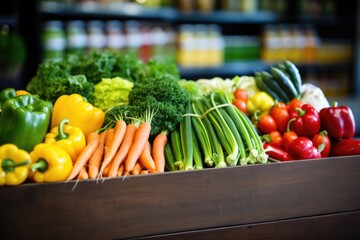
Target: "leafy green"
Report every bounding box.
[69,51,118,84]
[106,74,190,137]
[179,80,202,101]
[129,74,189,136]
[26,61,94,104]
[26,50,180,105]
[93,77,133,110]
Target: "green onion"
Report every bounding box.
[203,93,239,166]
[164,142,176,171]
[170,128,184,170]
[193,100,226,168]
[180,102,193,170]
[192,130,204,170]
[191,102,213,167]
[215,91,268,165]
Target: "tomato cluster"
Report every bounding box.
[256,99,331,161]
[231,88,359,160]
[232,88,248,115]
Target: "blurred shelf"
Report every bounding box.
[38,5,354,25]
[174,11,281,24]
[39,4,177,21]
[0,15,17,27]
[178,61,352,79]
[179,61,267,79]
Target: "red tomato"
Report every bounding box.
[312,131,331,158]
[282,131,298,151]
[233,88,248,101]
[270,102,289,134]
[262,131,283,148]
[256,113,277,134]
[233,98,247,114]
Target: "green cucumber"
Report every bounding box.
[270,67,299,99]
[254,72,282,101]
[284,60,302,94]
[261,71,290,103]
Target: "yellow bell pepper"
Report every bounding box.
[30,143,73,183]
[0,144,31,186]
[16,90,30,96]
[51,94,105,138]
[246,91,275,116]
[45,118,86,162]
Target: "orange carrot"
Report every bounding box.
[140,169,149,175]
[88,131,106,179]
[98,120,127,178]
[108,123,138,177]
[124,121,152,174]
[78,166,89,180]
[104,128,115,156]
[67,131,100,181]
[152,132,167,173]
[131,161,143,175]
[117,162,125,176]
[138,140,156,171]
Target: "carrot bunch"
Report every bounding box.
[66,118,167,181]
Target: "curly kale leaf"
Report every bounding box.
[69,51,117,84]
[26,60,94,104]
[128,74,190,136]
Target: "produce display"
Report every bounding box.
[0,50,359,186]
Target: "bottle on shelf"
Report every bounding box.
[66,20,88,55]
[42,20,66,62]
[303,24,319,63]
[87,20,107,51]
[105,20,126,52]
[207,24,224,66]
[124,20,142,57]
[139,22,152,62]
[177,24,196,67]
[261,24,280,62]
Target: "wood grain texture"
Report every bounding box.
[1,156,359,240]
[136,211,360,240]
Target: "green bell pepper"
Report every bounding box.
[0,88,17,110]
[0,94,52,152]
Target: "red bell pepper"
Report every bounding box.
[289,104,321,139]
[264,143,294,161]
[288,137,322,160]
[330,138,360,157]
[287,99,304,115]
[319,102,355,140]
[311,130,331,158]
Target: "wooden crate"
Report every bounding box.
[1,156,360,240]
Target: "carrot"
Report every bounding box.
[88,131,106,179]
[104,128,115,156]
[140,170,149,175]
[78,166,89,180]
[67,131,100,181]
[138,140,156,171]
[131,161,143,175]
[117,162,125,177]
[98,120,127,178]
[108,123,138,177]
[152,132,168,173]
[103,163,111,177]
[124,121,152,174]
